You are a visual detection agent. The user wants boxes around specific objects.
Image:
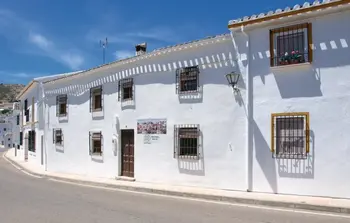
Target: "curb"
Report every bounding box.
[3,151,350,215]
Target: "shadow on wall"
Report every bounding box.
[277,130,315,179]
[253,120,278,193]
[177,130,205,176]
[273,67,322,99]
[45,50,239,107]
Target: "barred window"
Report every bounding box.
[89,131,103,155]
[28,130,36,152]
[271,113,310,159]
[270,23,313,67]
[174,124,200,159]
[56,94,68,117]
[90,86,103,112]
[118,78,134,101]
[53,128,63,145]
[176,66,199,94]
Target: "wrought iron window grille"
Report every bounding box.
[118,78,134,102]
[56,94,68,117]
[271,113,310,159]
[175,66,200,94]
[89,131,103,155]
[270,23,313,67]
[89,86,103,112]
[174,124,201,159]
[53,128,63,145]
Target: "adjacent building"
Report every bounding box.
[15,0,350,199]
[228,0,350,198]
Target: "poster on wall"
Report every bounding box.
[137,119,167,134]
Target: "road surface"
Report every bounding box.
[0,148,348,223]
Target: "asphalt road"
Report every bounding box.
[0,148,349,223]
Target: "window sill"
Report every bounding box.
[270,62,311,71]
[177,155,200,160]
[91,153,103,157]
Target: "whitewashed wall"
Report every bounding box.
[44,37,248,190]
[18,85,45,167]
[238,10,350,198]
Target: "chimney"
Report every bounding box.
[135,42,147,56]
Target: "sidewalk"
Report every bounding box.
[3,148,350,215]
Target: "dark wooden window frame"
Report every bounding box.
[28,130,36,152]
[56,94,68,117]
[89,131,103,156]
[53,128,63,145]
[118,78,134,102]
[175,66,200,94]
[174,124,200,159]
[271,112,310,159]
[90,86,103,112]
[269,23,313,67]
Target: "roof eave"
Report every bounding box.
[228,0,350,29]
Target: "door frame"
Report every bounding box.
[119,129,135,178]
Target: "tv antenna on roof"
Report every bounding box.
[99,37,108,64]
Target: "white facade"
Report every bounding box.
[15,1,350,199]
[16,71,81,168]
[44,35,247,190]
[0,117,11,147]
[229,3,350,198]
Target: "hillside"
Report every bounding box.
[0,83,25,103]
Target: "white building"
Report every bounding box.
[227,0,350,198]
[15,0,350,199]
[43,36,245,189]
[16,71,81,167]
[0,116,11,147]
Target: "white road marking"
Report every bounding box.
[48,178,350,219]
[2,152,43,179]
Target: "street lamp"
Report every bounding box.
[225,72,240,90]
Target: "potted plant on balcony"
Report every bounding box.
[290,50,303,64]
[279,52,290,65]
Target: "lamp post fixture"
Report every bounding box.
[225,72,240,90]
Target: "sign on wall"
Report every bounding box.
[137,119,167,134]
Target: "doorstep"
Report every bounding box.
[115,176,136,182]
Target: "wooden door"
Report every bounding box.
[121,130,134,178]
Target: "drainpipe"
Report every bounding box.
[230,25,252,192]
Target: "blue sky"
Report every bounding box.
[0,0,304,84]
